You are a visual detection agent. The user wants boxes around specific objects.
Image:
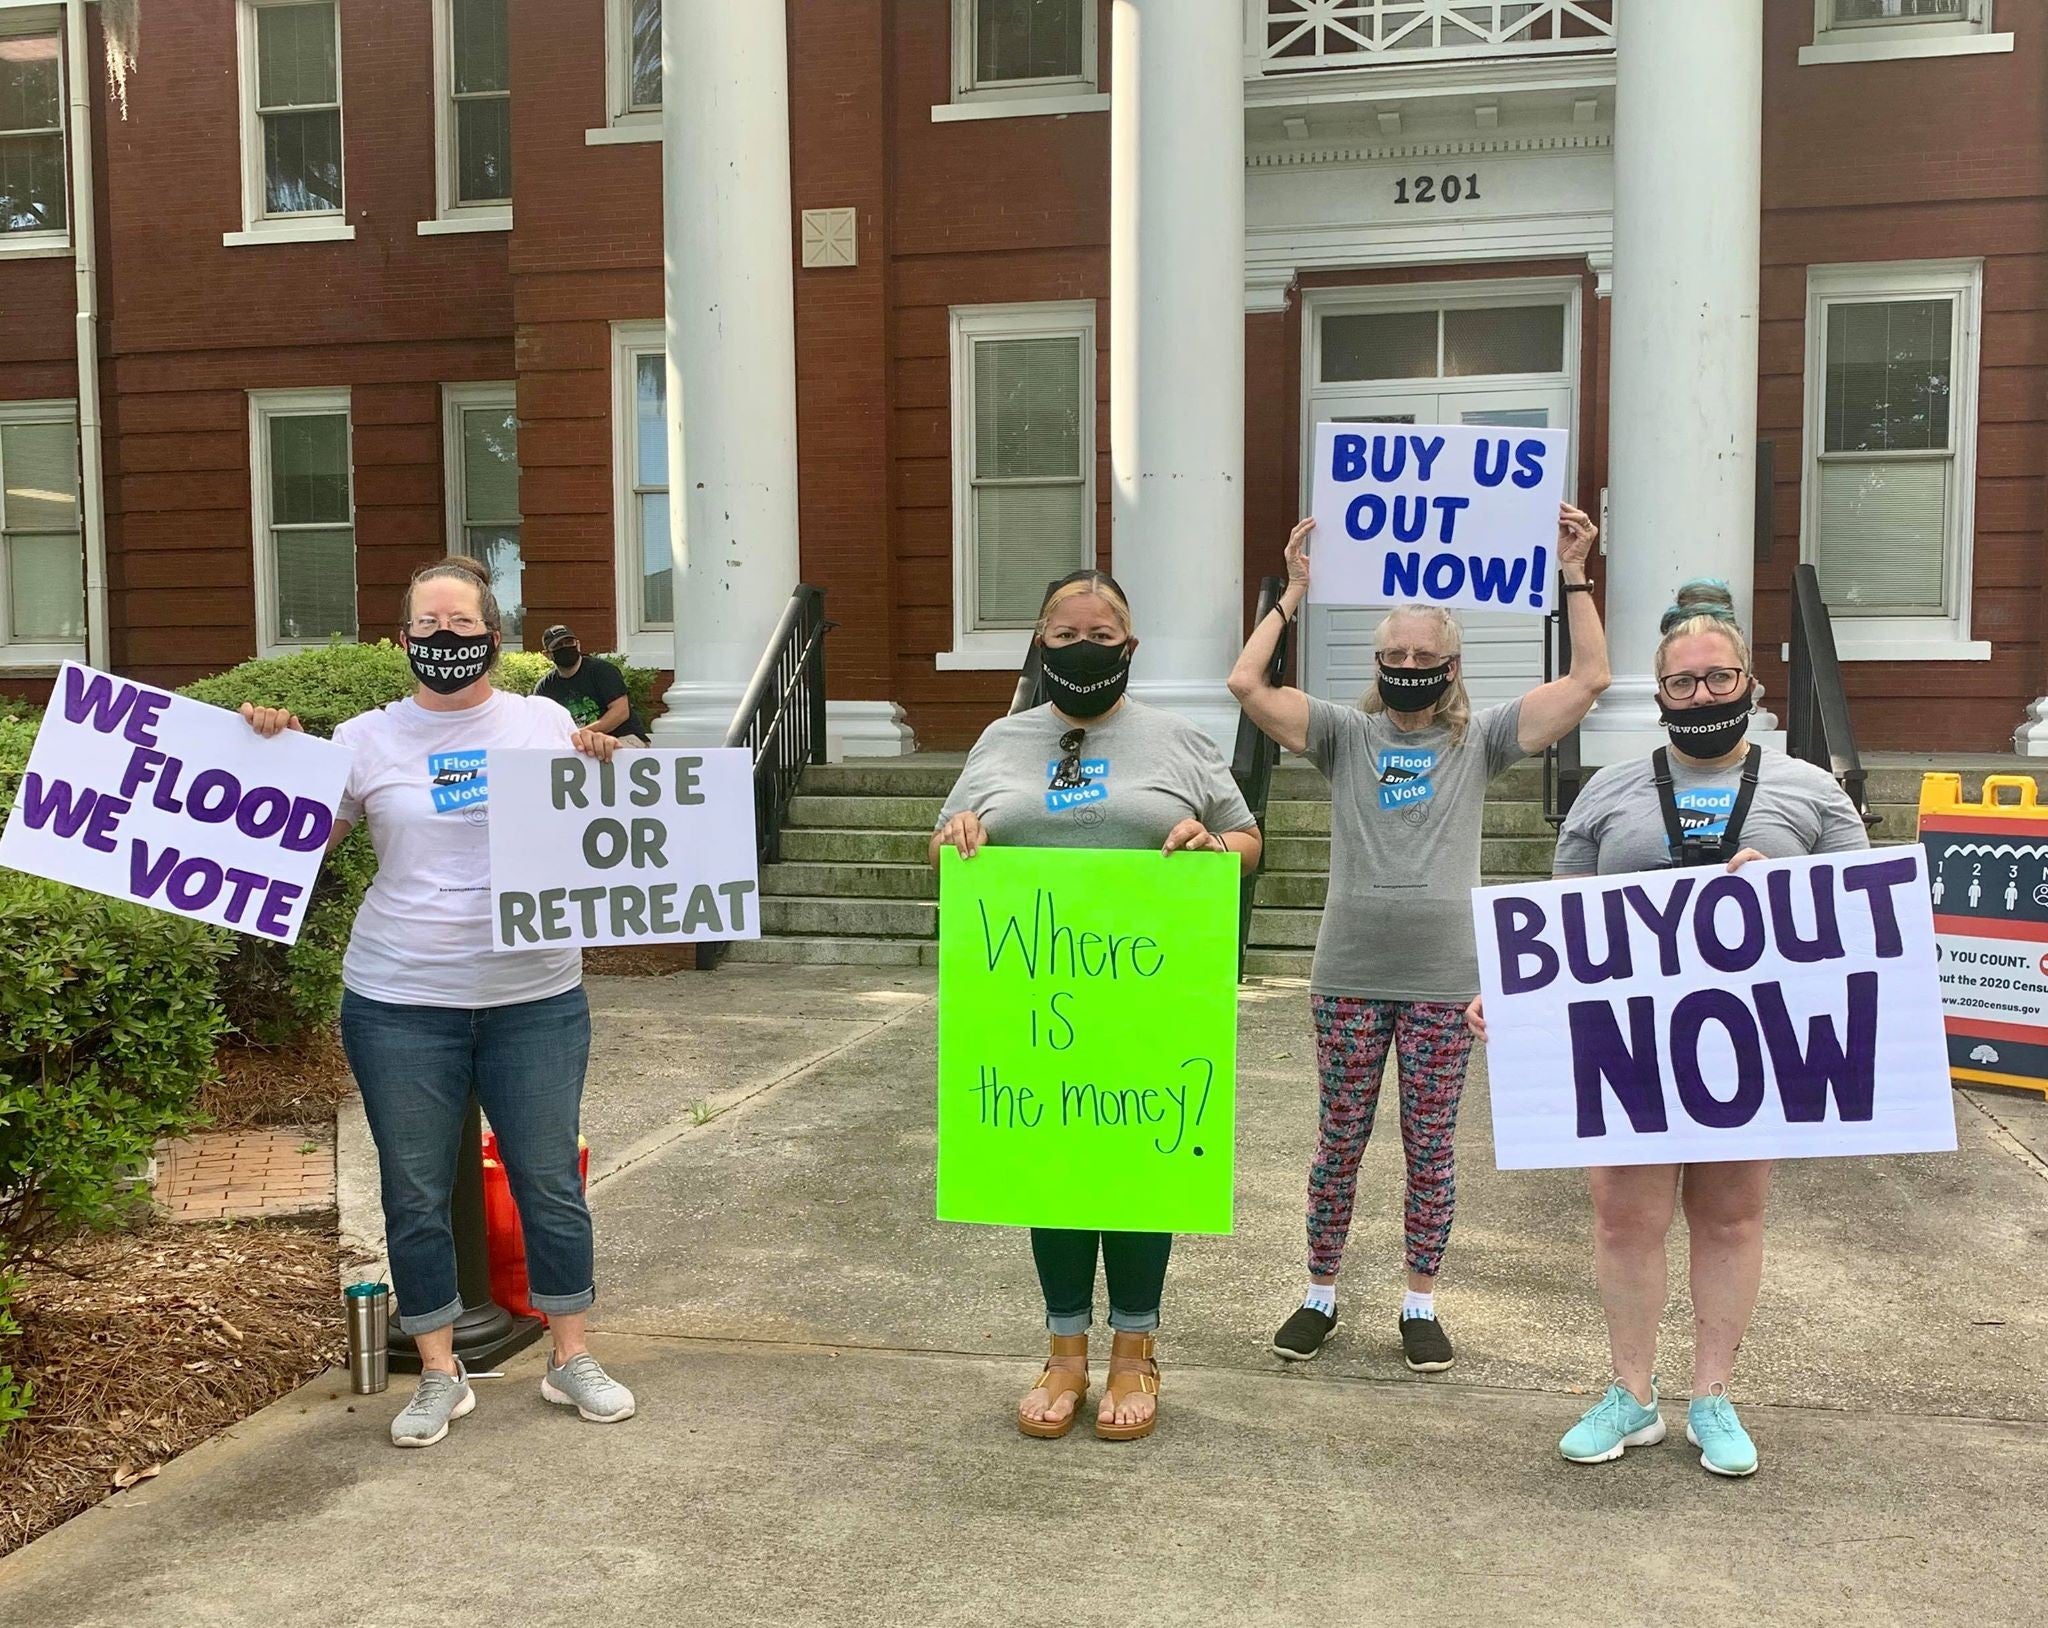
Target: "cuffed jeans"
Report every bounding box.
[340,986,596,1336]
[1030,1228,1171,1336]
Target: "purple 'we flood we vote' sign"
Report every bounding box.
[0,663,351,944]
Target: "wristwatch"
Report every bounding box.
[1562,581,1595,595]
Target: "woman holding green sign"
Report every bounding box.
[1229,503,1605,1373]
[933,569,1262,1442]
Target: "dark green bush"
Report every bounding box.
[179,642,415,738]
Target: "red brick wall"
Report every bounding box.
[1756,4,2048,750]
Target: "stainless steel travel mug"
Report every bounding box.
[345,1282,390,1394]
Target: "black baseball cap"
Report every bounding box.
[541,624,576,652]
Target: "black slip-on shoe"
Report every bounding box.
[1271,1304,1337,1362]
[1400,1314,1455,1372]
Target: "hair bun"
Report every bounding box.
[1660,577,1739,635]
[436,554,491,586]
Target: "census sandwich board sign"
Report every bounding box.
[486,747,760,950]
[0,662,350,944]
[1307,421,1567,616]
[1473,851,1956,1169]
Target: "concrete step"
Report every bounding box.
[799,759,966,798]
[722,935,938,967]
[785,794,942,831]
[761,895,937,938]
[779,827,934,865]
[1244,947,1313,978]
[761,862,935,900]
[1249,907,1321,948]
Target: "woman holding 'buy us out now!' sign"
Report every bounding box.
[243,554,637,1450]
[1231,502,1605,1375]
[932,569,1262,1443]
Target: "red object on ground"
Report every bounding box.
[481,1131,590,1322]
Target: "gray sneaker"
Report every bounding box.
[541,1351,636,1423]
[390,1362,475,1448]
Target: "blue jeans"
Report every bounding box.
[340,986,596,1336]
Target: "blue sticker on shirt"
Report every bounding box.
[1046,756,1111,812]
[1667,786,1736,856]
[429,749,490,815]
[1377,746,1438,812]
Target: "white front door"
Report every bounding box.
[1298,284,1580,712]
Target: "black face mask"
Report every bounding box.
[408,629,497,695]
[1377,660,1454,715]
[1660,687,1754,759]
[1041,639,1132,718]
[551,644,580,671]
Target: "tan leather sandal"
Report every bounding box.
[1017,1333,1089,1440]
[1096,1330,1160,1442]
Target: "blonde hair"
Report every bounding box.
[1036,571,1133,639]
[1360,604,1471,746]
[1654,578,1751,678]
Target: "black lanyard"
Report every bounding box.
[1653,746,1761,862]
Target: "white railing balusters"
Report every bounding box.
[1247,0,1616,75]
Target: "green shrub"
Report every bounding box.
[179,642,414,739]
[0,695,41,727]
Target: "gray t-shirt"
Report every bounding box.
[937,700,1254,850]
[1552,744,1870,876]
[1304,695,1528,1002]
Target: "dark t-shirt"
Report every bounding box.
[536,657,647,738]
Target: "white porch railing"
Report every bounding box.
[1246,0,1616,75]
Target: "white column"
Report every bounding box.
[1582,0,1767,758]
[1109,0,1245,749]
[652,0,802,747]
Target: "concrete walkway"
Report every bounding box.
[4,968,2045,1627]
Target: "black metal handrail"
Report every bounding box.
[1787,561,1872,821]
[698,584,833,971]
[1231,577,1290,974]
[1539,577,1586,829]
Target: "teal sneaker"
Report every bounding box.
[1559,1382,1666,1464]
[1686,1386,1758,1477]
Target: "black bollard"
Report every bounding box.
[387,1096,544,1374]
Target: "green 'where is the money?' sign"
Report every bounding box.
[936,846,1239,1234]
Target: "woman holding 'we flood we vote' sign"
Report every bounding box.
[932,570,1262,1443]
[243,555,639,1450]
[1470,582,1869,1478]
[1230,503,1605,1375]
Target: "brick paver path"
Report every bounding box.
[153,1129,336,1221]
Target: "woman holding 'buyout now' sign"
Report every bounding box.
[932,569,1261,1443]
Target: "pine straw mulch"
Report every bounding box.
[199,1029,356,1130]
[582,945,699,978]
[0,1218,343,1559]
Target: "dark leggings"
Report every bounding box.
[1030,1228,1171,1336]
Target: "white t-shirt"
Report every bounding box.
[333,689,583,1009]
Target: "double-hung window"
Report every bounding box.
[611,323,673,659]
[1801,261,1985,661]
[0,11,67,254]
[0,401,84,666]
[250,390,357,655]
[943,302,1095,668]
[444,383,524,647]
[232,1,352,244]
[945,0,1101,115]
[425,0,512,231]
[1801,0,2012,63]
[590,0,661,143]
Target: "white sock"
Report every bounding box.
[1402,1289,1436,1321]
[1303,1282,1336,1316]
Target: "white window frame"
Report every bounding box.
[610,321,674,664]
[939,300,1097,671]
[441,378,521,598]
[1798,259,1987,663]
[0,6,70,259]
[420,0,512,234]
[587,0,662,146]
[228,0,355,246]
[1800,0,2012,64]
[0,398,84,669]
[936,0,1109,124]
[249,387,358,657]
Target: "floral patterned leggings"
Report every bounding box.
[1307,995,1476,1281]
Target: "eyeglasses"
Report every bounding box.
[406,615,488,637]
[1657,667,1746,702]
[1050,727,1087,790]
[1377,647,1449,668]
